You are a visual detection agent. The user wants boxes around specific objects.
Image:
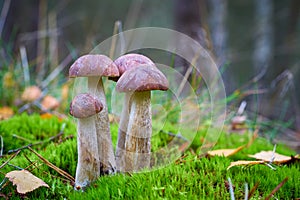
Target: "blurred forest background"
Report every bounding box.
[0,0,299,144]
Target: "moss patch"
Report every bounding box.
[0,114,299,199]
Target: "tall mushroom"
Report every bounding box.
[113,53,156,172]
[116,64,169,172]
[69,93,103,190]
[69,54,119,175]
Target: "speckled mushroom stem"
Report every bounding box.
[75,116,99,189]
[124,91,152,172]
[88,77,116,175]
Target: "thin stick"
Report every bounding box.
[8,123,66,154]
[40,53,73,89]
[109,20,121,59]
[177,53,200,97]
[0,0,11,37]
[20,46,30,87]
[228,177,235,200]
[0,150,21,169]
[248,181,260,199]
[264,177,288,200]
[244,183,249,200]
[0,136,3,157]
[28,146,75,183]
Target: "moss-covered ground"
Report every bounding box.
[0,114,299,199]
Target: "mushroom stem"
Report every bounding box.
[75,116,99,189]
[115,93,132,172]
[88,77,116,175]
[124,91,152,172]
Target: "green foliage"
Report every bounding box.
[0,113,76,154]
[0,114,299,199]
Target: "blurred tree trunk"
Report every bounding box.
[208,0,232,93]
[174,0,209,75]
[253,0,273,80]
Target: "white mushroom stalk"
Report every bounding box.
[69,93,103,190]
[69,54,119,175]
[112,53,156,172]
[116,64,169,172]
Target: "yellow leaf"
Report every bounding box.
[5,170,49,194]
[248,151,293,164]
[227,160,265,170]
[207,145,245,157]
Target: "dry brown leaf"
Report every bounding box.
[41,95,60,110]
[227,160,265,170]
[5,170,49,194]
[207,145,245,157]
[248,151,293,164]
[0,106,14,120]
[21,86,42,102]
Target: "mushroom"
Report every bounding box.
[69,93,103,190]
[112,53,156,172]
[69,54,119,175]
[41,95,60,110]
[116,64,169,172]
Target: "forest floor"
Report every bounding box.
[0,113,299,199]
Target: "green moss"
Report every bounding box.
[0,113,76,153]
[0,114,299,199]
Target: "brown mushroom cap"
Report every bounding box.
[70,93,103,118]
[69,54,119,78]
[116,64,169,92]
[111,54,155,82]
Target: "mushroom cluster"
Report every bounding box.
[69,53,169,189]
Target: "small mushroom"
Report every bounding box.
[41,95,60,110]
[69,54,119,175]
[113,53,156,172]
[116,64,169,172]
[69,93,103,190]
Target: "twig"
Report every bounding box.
[110,21,122,59]
[264,177,288,200]
[244,183,249,200]
[8,123,66,154]
[0,0,11,37]
[7,144,33,154]
[28,146,75,183]
[228,177,235,200]
[177,53,200,97]
[248,181,260,199]
[7,163,23,170]
[40,53,74,89]
[0,150,21,169]
[270,144,277,163]
[20,46,30,87]
[0,136,3,157]
[237,101,247,115]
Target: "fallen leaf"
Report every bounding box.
[21,86,42,102]
[207,129,258,157]
[208,145,245,157]
[227,160,265,170]
[0,106,14,120]
[248,151,293,164]
[41,95,60,110]
[5,170,49,194]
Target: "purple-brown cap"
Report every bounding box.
[116,64,169,92]
[70,93,103,118]
[111,54,155,81]
[69,54,119,78]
